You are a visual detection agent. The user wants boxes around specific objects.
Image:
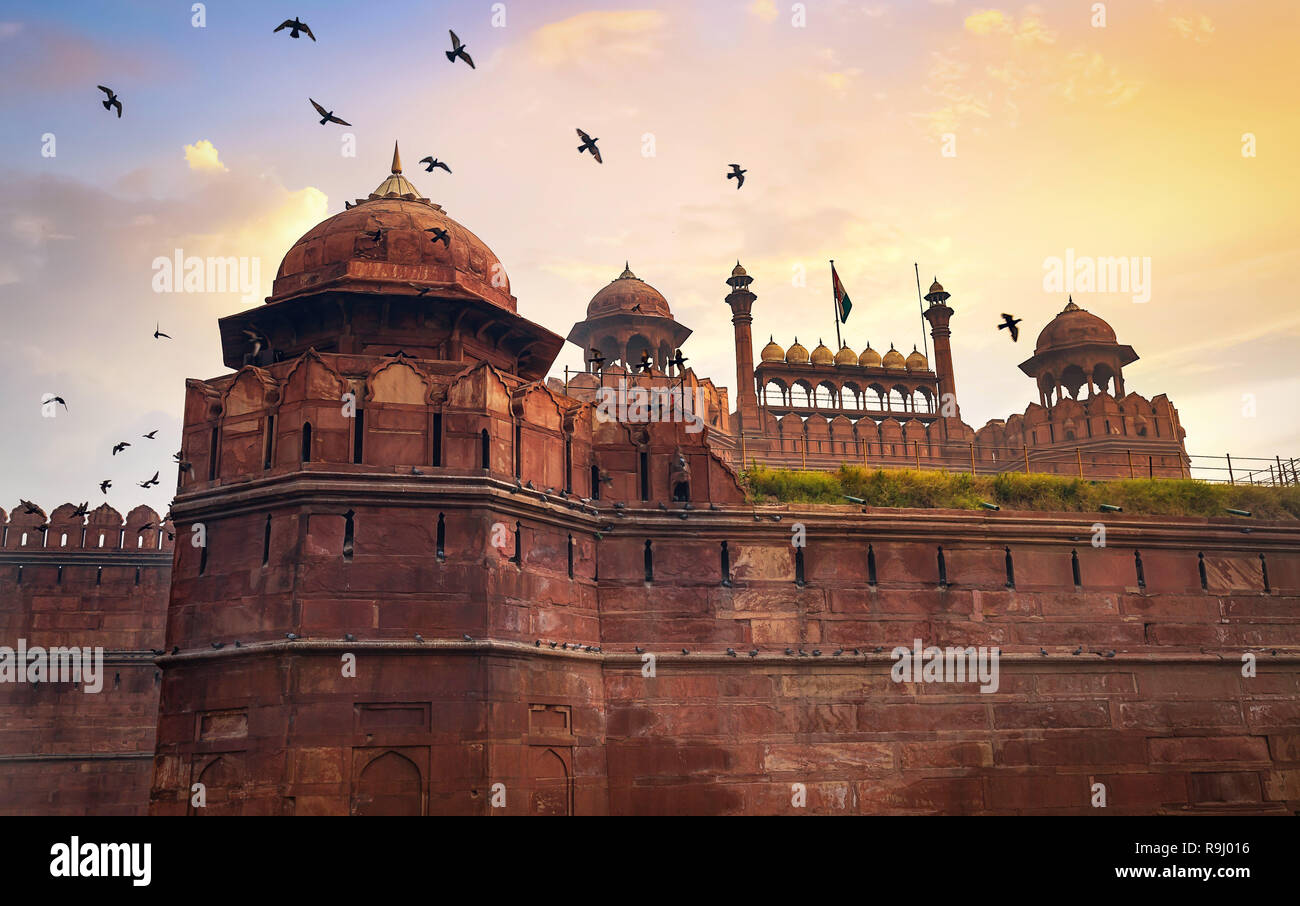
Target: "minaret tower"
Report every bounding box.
[922,277,958,418]
[724,262,760,433]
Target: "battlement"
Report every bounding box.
[1,502,173,554]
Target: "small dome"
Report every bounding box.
[731,261,748,277]
[810,339,834,366]
[858,344,882,367]
[928,279,944,295]
[586,263,673,319]
[882,344,906,370]
[1034,296,1118,354]
[760,335,784,363]
[785,338,809,364]
[834,344,857,366]
[905,345,929,371]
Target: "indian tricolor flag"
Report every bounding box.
[831,261,853,323]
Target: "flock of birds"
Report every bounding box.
[38,318,180,530]
[89,18,1039,343]
[149,630,1140,662]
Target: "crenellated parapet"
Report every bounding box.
[0,502,173,553]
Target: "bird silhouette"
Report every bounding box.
[426,226,450,248]
[18,500,39,515]
[670,349,688,370]
[998,313,1022,342]
[344,633,356,642]
[97,86,122,117]
[1072,645,1083,655]
[727,163,747,189]
[211,641,224,649]
[142,429,158,439]
[726,648,737,657]
[576,128,602,163]
[446,30,475,68]
[46,395,68,411]
[419,157,452,173]
[153,323,171,339]
[99,480,111,494]
[138,471,160,488]
[1039,648,1048,656]
[71,501,89,517]
[748,649,759,657]
[462,633,474,642]
[309,98,351,126]
[286,632,299,641]
[273,17,315,40]
[112,441,130,455]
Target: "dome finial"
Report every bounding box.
[391,141,402,175]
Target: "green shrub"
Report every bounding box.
[739,464,1300,519]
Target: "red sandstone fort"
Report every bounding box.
[2,148,1297,815]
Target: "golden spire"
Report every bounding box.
[391,141,402,174]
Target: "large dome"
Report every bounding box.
[1034,299,1117,353]
[585,264,672,319]
[270,144,513,310]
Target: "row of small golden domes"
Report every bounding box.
[760,337,928,371]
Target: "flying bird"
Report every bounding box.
[998,313,1022,342]
[97,86,122,118]
[138,471,160,488]
[670,349,688,370]
[153,323,171,339]
[19,499,40,515]
[446,30,475,68]
[309,98,351,126]
[576,128,602,163]
[727,163,746,189]
[71,501,89,517]
[142,429,158,439]
[273,17,315,40]
[99,480,111,494]
[46,395,68,411]
[419,157,452,173]
[425,227,450,248]
[112,441,130,455]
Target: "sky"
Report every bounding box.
[1,0,1298,516]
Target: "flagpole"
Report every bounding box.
[830,260,842,351]
[914,262,930,360]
